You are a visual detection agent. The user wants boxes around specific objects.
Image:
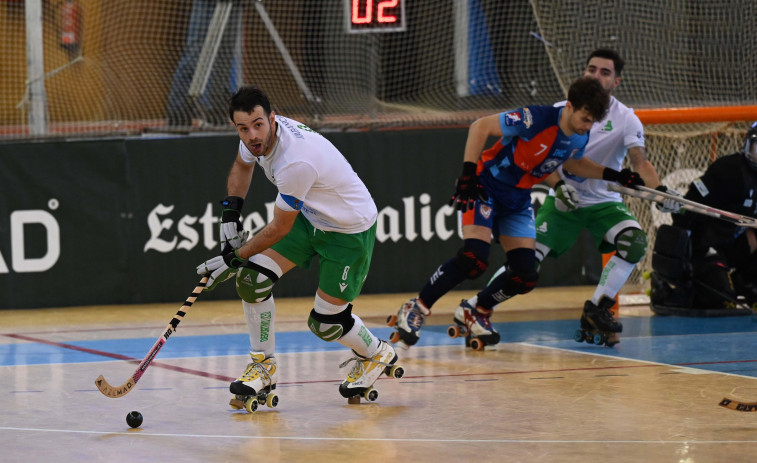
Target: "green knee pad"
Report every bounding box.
[615,227,648,264]
[235,264,279,303]
[307,305,355,342]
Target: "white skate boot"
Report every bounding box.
[447,299,501,351]
[229,351,278,412]
[386,298,430,350]
[338,340,405,403]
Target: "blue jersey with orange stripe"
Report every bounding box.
[478,105,589,190]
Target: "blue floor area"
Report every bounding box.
[3,315,757,377]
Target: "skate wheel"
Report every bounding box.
[362,387,378,402]
[387,364,404,379]
[266,393,279,408]
[386,314,397,327]
[447,325,461,338]
[470,338,484,351]
[592,332,605,345]
[389,331,401,344]
[229,398,244,410]
[642,271,651,280]
[244,397,259,413]
[573,329,585,343]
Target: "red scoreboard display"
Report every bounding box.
[345,0,406,33]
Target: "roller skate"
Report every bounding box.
[573,296,622,347]
[447,299,500,351]
[229,352,279,413]
[386,298,430,350]
[339,340,405,404]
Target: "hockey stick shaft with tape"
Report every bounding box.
[608,184,757,228]
[94,275,209,398]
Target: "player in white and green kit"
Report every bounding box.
[473,49,682,345]
[197,86,401,407]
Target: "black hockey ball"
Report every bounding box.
[126,411,143,428]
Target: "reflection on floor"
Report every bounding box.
[3,286,757,462]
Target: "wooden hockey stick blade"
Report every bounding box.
[94,275,209,398]
[608,184,757,228]
[719,398,757,412]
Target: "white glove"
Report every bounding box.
[554,180,579,212]
[196,250,246,291]
[655,185,683,213]
[220,222,250,251]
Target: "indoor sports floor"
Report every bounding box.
[3,286,757,462]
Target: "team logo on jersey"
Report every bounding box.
[603,120,613,132]
[478,204,492,219]
[504,111,522,126]
[523,108,533,128]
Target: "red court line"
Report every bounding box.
[3,333,235,382]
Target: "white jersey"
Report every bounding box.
[554,96,645,207]
[238,116,377,233]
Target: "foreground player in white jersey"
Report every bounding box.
[471,49,681,346]
[197,86,402,408]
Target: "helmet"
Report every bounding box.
[746,121,757,169]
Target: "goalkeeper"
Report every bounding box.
[664,121,757,308]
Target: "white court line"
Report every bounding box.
[1,426,756,444]
[519,341,757,381]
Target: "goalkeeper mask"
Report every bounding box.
[745,121,757,170]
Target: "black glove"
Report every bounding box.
[223,248,247,269]
[603,168,645,188]
[448,162,489,213]
[219,196,246,251]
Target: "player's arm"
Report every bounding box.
[563,156,645,188]
[219,150,256,251]
[542,171,562,188]
[561,156,606,179]
[227,150,255,197]
[628,146,683,212]
[235,205,298,259]
[463,113,504,163]
[449,113,504,211]
[627,146,663,189]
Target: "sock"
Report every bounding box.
[418,258,467,308]
[591,255,635,304]
[475,270,514,310]
[243,297,276,358]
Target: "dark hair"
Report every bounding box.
[567,76,610,122]
[586,48,624,76]
[228,85,272,121]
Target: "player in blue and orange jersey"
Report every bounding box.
[389,76,645,350]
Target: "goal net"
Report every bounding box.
[2,0,755,137]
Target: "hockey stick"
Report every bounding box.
[719,398,757,412]
[608,184,757,228]
[94,275,209,398]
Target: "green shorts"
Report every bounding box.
[271,214,376,301]
[535,196,639,258]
